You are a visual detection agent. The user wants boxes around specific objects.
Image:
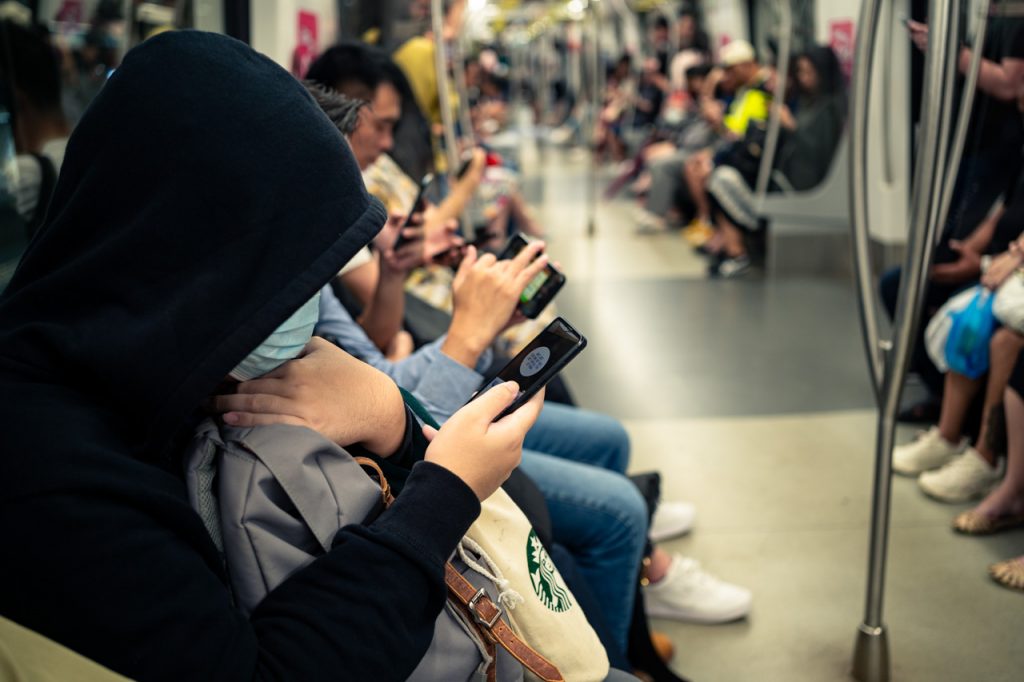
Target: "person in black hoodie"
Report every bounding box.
[0,31,543,681]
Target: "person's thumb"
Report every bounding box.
[464,381,520,423]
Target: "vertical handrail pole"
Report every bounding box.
[587,0,602,237]
[933,0,991,246]
[431,0,461,176]
[848,0,887,401]
[852,1,956,680]
[754,0,792,206]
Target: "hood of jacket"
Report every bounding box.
[0,30,386,473]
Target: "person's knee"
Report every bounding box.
[991,327,1024,359]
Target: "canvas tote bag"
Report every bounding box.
[464,488,610,682]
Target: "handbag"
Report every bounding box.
[993,270,1024,333]
[464,489,610,682]
[184,417,566,682]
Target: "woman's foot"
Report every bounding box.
[952,483,1024,534]
[989,556,1024,592]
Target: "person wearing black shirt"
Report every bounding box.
[0,31,543,681]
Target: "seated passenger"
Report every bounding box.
[273,85,753,651]
[0,32,540,680]
[884,12,1024,421]
[0,21,70,237]
[894,236,1024,502]
[705,45,847,277]
[954,353,1024,591]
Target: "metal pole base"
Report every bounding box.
[851,624,890,682]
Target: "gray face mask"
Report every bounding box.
[229,291,321,381]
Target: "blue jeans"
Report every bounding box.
[519,403,647,652]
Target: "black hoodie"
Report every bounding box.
[0,31,480,680]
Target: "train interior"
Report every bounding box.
[2,0,1024,680]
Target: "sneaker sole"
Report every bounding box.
[919,479,999,504]
[643,599,751,624]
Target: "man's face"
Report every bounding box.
[348,82,401,170]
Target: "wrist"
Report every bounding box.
[441,321,487,369]
[360,380,405,456]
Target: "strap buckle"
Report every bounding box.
[467,588,502,628]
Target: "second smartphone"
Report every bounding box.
[497,234,566,319]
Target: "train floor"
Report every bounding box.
[520,141,1024,681]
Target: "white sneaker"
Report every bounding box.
[918,448,1004,503]
[643,554,752,624]
[892,427,966,476]
[649,501,697,542]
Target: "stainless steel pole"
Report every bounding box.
[932,0,991,247]
[431,0,461,176]
[849,0,887,401]
[852,1,956,680]
[754,0,792,205]
[587,0,602,238]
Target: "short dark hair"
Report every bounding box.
[306,42,392,101]
[0,21,62,113]
[685,64,712,80]
[303,82,364,136]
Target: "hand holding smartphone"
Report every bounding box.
[394,173,435,251]
[469,317,587,421]
[497,234,566,319]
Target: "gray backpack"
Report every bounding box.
[184,418,544,682]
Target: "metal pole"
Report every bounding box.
[451,32,476,149]
[754,0,792,205]
[587,0,602,238]
[852,1,956,680]
[932,0,991,247]
[848,0,887,400]
[431,0,461,176]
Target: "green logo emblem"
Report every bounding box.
[526,529,573,613]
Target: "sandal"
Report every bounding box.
[989,556,1024,592]
[952,509,1024,535]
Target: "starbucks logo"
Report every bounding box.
[526,530,573,613]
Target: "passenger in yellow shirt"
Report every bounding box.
[392,0,466,172]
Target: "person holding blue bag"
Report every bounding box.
[896,237,1024,503]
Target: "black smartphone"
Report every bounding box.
[455,154,475,180]
[497,234,566,319]
[470,317,587,421]
[394,173,434,251]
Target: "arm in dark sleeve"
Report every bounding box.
[0,460,478,682]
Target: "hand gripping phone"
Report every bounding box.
[470,317,587,421]
[497,234,566,319]
[394,173,435,251]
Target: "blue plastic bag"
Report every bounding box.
[944,288,996,379]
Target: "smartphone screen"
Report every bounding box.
[472,317,586,421]
[497,234,567,319]
[395,173,434,251]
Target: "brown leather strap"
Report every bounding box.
[354,460,561,681]
[353,456,395,508]
[445,563,565,682]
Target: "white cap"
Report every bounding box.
[720,40,756,67]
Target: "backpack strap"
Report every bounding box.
[358,452,563,682]
[444,564,564,682]
[26,153,57,239]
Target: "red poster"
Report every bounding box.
[292,11,319,78]
[53,0,84,24]
[830,19,855,83]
